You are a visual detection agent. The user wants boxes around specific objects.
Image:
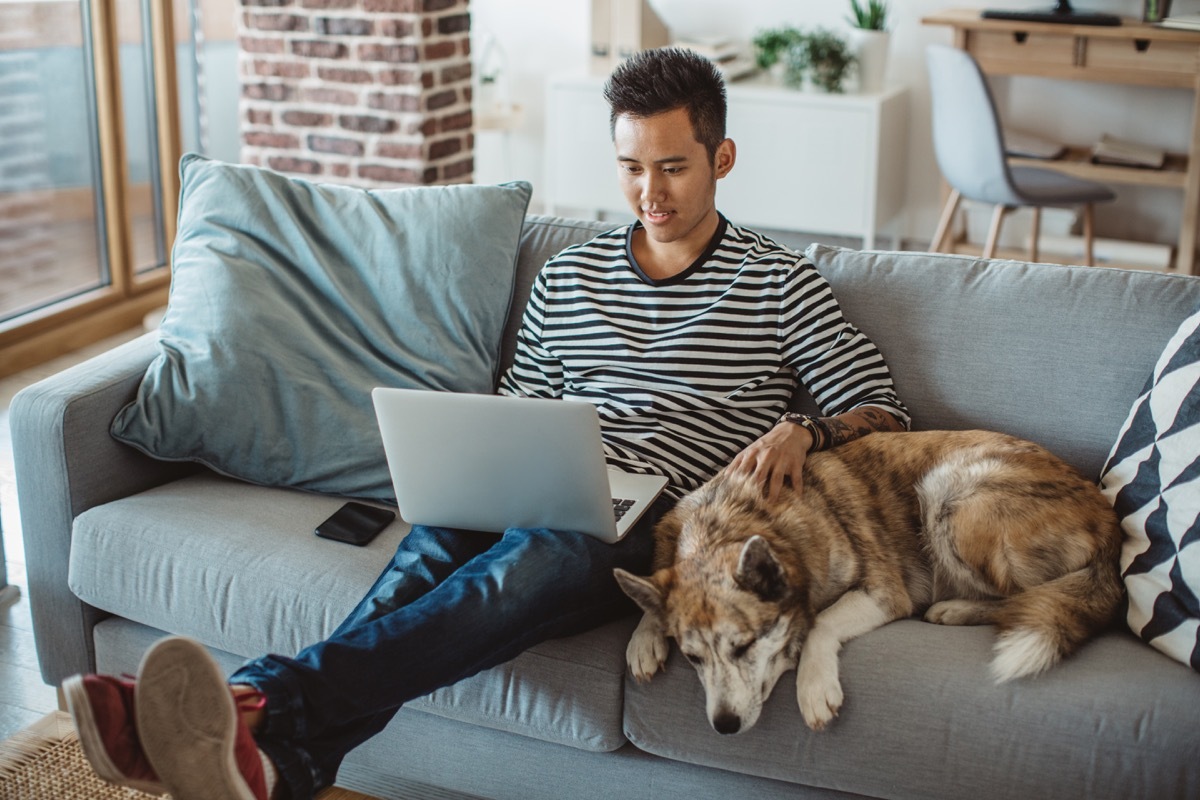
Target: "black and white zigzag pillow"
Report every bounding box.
[1100,306,1200,671]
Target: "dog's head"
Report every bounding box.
[616,482,807,735]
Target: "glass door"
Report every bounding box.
[0,0,187,375]
[0,0,109,320]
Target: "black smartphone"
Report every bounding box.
[314,502,395,546]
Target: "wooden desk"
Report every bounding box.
[924,9,1200,274]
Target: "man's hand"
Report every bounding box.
[729,406,905,502]
[729,421,812,503]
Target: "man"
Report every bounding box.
[65,47,908,800]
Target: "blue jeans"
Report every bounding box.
[230,497,669,799]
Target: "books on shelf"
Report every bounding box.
[673,36,741,61]
[1005,129,1066,160]
[1091,134,1166,169]
[1157,14,1200,31]
[673,37,758,82]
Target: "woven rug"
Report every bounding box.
[0,711,158,800]
[0,712,376,800]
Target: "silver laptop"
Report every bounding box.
[371,388,669,543]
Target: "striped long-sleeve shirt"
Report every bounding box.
[499,216,909,501]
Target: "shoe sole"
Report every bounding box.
[62,674,167,796]
[136,636,258,800]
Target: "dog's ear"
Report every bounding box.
[735,535,786,602]
[614,568,666,617]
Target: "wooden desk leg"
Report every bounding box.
[1028,207,1041,263]
[1082,204,1096,267]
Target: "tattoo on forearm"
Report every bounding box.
[818,407,903,450]
[823,418,857,449]
[858,407,903,432]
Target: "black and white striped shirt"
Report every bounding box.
[499,217,909,500]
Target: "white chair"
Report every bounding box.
[926,44,1115,264]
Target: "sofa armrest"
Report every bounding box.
[9,333,198,685]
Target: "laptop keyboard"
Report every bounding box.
[613,498,636,521]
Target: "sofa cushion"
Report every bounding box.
[804,245,1200,480]
[1101,306,1200,670]
[623,620,1200,800]
[68,473,629,752]
[111,155,532,500]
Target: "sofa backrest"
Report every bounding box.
[807,245,1200,480]
[504,216,1200,480]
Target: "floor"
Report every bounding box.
[0,327,145,743]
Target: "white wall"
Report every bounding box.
[472,0,1198,249]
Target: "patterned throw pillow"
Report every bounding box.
[1099,307,1200,671]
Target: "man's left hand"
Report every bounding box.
[728,422,811,503]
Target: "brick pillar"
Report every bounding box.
[238,0,473,187]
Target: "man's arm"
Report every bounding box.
[497,274,565,400]
[730,254,910,500]
[729,405,905,502]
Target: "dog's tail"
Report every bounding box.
[990,558,1123,683]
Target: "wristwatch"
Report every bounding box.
[779,412,825,452]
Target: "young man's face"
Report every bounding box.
[613,106,734,255]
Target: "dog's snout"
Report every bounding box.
[712,710,742,735]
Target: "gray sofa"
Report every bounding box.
[12,214,1200,800]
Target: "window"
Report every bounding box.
[0,0,197,376]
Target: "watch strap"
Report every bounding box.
[779,412,829,453]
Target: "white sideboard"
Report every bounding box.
[544,74,909,248]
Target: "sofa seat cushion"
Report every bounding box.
[624,620,1200,800]
[68,473,631,752]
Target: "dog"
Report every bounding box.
[613,430,1124,735]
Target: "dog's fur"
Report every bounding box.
[614,430,1124,734]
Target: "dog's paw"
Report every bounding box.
[626,616,668,683]
[925,599,992,627]
[796,660,843,731]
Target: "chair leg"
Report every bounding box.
[1028,207,1041,263]
[982,205,1007,259]
[930,189,962,253]
[1082,204,1095,266]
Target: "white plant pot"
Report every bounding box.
[849,29,890,94]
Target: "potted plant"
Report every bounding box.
[847,0,890,93]
[784,29,856,93]
[848,0,889,30]
[751,26,806,81]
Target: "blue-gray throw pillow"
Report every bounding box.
[1100,305,1200,671]
[111,154,532,500]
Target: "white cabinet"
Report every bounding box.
[545,74,909,248]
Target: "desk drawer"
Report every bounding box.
[969,30,1075,70]
[1084,38,1200,85]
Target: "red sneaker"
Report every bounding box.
[62,673,166,794]
[135,636,269,800]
